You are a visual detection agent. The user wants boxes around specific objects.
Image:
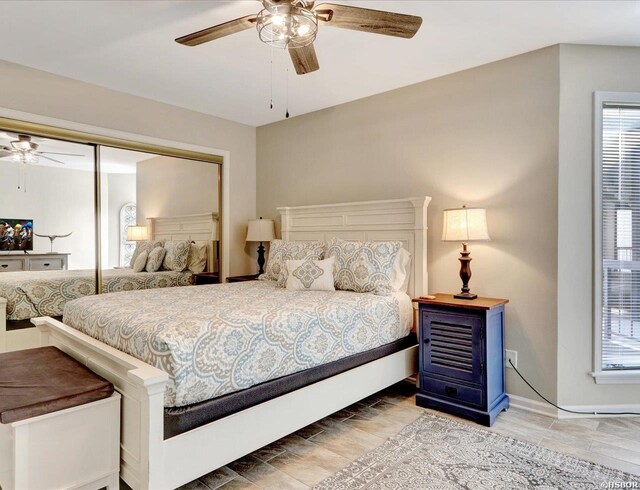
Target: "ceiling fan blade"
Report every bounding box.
[289,44,320,75]
[314,3,422,39]
[0,149,13,158]
[39,155,66,165]
[39,152,84,157]
[175,14,257,46]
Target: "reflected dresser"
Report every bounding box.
[0,253,69,272]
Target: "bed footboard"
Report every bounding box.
[32,316,169,490]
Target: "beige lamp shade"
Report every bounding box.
[442,206,490,242]
[127,225,149,241]
[246,218,275,242]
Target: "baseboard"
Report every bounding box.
[507,393,640,419]
[556,403,640,419]
[507,393,558,418]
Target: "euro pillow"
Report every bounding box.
[262,239,325,283]
[132,250,148,273]
[326,238,403,295]
[285,257,335,291]
[187,242,208,273]
[162,240,191,272]
[130,239,165,268]
[146,246,166,272]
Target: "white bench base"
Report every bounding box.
[0,392,120,490]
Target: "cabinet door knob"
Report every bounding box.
[423,338,430,344]
[445,386,458,396]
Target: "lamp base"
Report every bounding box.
[257,242,266,275]
[454,292,477,300]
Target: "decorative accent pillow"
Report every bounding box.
[130,240,165,268]
[187,242,208,273]
[285,257,335,291]
[326,238,403,295]
[162,240,191,272]
[132,250,148,273]
[146,246,166,272]
[262,239,325,283]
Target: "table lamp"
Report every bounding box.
[246,217,275,275]
[126,225,149,241]
[442,205,490,299]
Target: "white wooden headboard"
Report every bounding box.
[278,197,431,299]
[147,213,219,273]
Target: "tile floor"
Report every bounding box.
[121,381,640,489]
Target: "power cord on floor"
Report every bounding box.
[508,359,640,416]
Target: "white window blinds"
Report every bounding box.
[600,103,640,370]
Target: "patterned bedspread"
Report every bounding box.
[63,281,413,407]
[0,268,193,320]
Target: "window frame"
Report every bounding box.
[592,91,640,384]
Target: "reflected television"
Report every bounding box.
[0,219,33,251]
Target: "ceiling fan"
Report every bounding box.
[175,0,423,75]
[0,134,83,165]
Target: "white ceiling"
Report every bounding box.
[0,1,639,127]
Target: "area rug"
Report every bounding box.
[314,413,638,489]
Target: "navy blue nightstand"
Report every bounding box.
[414,294,509,426]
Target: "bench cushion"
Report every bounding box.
[0,346,114,424]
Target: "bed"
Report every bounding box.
[1,268,193,322]
[0,212,218,352]
[32,197,430,490]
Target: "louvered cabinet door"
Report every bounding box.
[421,310,483,384]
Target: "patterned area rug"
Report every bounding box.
[314,413,638,489]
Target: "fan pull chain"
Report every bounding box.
[269,45,273,110]
[285,67,290,119]
[18,162,27,192]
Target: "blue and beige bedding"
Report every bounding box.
[62,280,413,407]
[0,268,193,321]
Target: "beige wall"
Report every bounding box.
[557,44,640,406]
[136,156,218,223]
[0,59,256,276]
[257,46,561,401]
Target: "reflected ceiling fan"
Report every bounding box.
[175,0,423,75]
[0,134,83,165]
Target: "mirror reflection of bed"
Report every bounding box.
[0,134,221,352]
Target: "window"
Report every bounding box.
[595,93,640,382]
[119,202,136,267]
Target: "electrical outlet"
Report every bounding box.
[505,350,518,369]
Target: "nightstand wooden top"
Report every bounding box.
[413,293,508,310]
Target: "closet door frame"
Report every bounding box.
[0,110,227,290]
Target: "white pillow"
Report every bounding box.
[285,257,335,291]
[187,242,208,273]
[389,248,411,293]
[132,250,148,273]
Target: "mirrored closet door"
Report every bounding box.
[0,130,97,271]
[0,130,97,336]
[98,146,221,292]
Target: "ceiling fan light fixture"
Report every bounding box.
[256,4,317,49]
[12,151,38,164]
